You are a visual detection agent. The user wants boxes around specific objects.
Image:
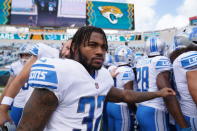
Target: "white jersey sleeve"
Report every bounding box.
[28,57,64,101]
[173,51,197,117]
[29,43,59,59]
[155,56,172,73]
[116,66,135,87]
[179,51,197,70]
[28,58,58,89]
[8,61,23,76]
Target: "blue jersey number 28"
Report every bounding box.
[73,96,105,131]
[136,66,149,92]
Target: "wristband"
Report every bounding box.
[1,96,14,106]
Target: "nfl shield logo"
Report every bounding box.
[95,83,99,89]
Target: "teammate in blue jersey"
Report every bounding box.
[16,26,175,131]
[0,41,71,128]
[169,26,197,131]
[135,37,189,131]
[0,44,32,126]
[103,45,135,131]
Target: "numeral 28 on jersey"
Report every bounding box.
[136,67,149,92]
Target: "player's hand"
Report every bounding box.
[0,106,12,126]
[157,88,176,97]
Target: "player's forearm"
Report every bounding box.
[186,70,197,105]
[4,56,37,98]
[123,90,160,103]
[164,96,188,128]
[0,76,15,103]
[17,88,58,131]
[0,89,7,103]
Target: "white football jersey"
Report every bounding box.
[135,56,172,111]
[25,44,60,104]
[9,61,23,76]
[115,66,135,89]
[108,65,135,106]
[173,51,197,117]
[28,57,114,131]
[9,61,29,108]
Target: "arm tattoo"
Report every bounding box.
[17,88,58,131]
[106,87,159,103]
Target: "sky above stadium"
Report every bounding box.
[98,0,197,32]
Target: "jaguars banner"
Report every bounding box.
[86,1,134,30]
[0,0,11,24]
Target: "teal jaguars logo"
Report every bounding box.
[98,6,123,24]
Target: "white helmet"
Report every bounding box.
[18,44,32,56]
[114,46,134,66]
[145,37,166,56]
[174,26,197,49]
[18,44,32,65]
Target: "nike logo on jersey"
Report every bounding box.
[95,83,99,89]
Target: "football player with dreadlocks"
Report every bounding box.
[170,26,197,131]
[17,26,175,131]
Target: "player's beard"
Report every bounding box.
[78,50,102,72]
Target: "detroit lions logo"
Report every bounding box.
[98,6,123,24]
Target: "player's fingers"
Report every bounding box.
[167,88,176,95]
[165,88,175,96]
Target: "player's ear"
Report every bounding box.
[70,42,79,59]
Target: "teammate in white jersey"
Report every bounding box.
[0,41,70,127]
[103,45,135,131]
[169,26,197,131]
[136,37,189,131]
[16,26,175,131]
[0,44,32,126]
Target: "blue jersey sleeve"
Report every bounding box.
[181,53,197,70]
[28,60,58,90]
[155,57,172,71]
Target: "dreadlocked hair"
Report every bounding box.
[70,26,108,59]
[169,47,186,63]
[169,44,197,63]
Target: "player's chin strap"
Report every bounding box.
[0,122,16,131]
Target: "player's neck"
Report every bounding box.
[86,67,95,76]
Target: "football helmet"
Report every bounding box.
[174,25,197,49]
[114,45,134,66]
[18,44,32,65]
[18,44,32,56]
[103,53,114,67]
[145,37,166,56]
